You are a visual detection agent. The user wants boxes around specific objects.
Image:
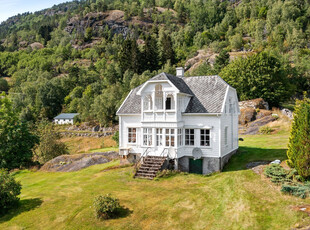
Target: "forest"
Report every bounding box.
[0,0,309,126]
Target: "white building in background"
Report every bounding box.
[53,113,79,125]
[116,68,240,175]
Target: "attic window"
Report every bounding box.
[165,94,175,110]
[143,95,153,111]
[155,84,163,110]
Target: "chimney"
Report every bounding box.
[176,67,184,77]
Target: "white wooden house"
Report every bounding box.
[116,68,239,177]
[53,113,79,125]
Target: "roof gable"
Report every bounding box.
[117,73,230,115]
[54,113,79,119]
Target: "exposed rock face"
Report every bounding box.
[40,151,118,172]
[239,115,277,135]
[281,108,293,119]
[239,98,269,110]
[30,42,44,50]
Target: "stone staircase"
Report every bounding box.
[134,156,166,180]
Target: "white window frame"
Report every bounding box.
[143,95,153,111]
[165,94,175,111]
[224,126,228,146]
[178,128,183,146]
[155,84,163,111]
[128,128,137,144]
[165,128,175,147]
[200,129,210,147]
[156,128,163,146]
[185,129,195,146]
[143,128,153,146]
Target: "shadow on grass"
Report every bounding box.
[0,198,43,223]
[115,206,133,219]
[223,146,288,172]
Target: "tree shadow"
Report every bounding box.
[114,206,133,219]
[0,198,43,223]
[223,146,288,172]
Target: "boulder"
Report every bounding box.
[239,108,256,125]
[239,98,269,110]
[281,108,293,119]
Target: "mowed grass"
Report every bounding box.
[2,132,310,230]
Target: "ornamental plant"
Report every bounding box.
[93,194,121,219]
[287,95,310,179]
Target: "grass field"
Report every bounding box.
[1,131,310,230]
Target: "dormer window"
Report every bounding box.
[165,94,175,110]
[155,84,163,110]
[143,95,153,111]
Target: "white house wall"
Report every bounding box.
[220,87,239,157]
[179,114,221,158]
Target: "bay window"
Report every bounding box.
[143,128,153,146]
[200,129,210,147]
[165,129,175,147]
[185,129,195,146]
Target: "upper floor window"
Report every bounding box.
[165,94,175,110]
[185,129,195,146]
[143,95,153,111]
[200,129,210,147]
[155,84,163,110]
[128,128,137,143]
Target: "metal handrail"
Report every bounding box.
[134,147,150,172]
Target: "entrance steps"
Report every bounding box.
[134,156,166,180]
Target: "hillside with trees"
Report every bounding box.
[0,0,310,126]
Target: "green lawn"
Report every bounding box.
[1,132,310,230]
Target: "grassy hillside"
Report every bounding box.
[1,131,310,230]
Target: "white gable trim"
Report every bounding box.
[136,80,180,95]
[221,86,229,113]
[116,89,133,115]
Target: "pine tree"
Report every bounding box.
[214,49,230,74]
[287,95,310,179]
[161,33,176,65]
[131,39,142,74]
[143,35,159,71]
[119,39,132,74]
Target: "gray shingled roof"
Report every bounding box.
[54,113,79,119]
[117,73,229,114]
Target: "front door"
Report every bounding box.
[189,159,203,174]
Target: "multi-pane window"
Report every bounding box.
[143,128,152,146]
[224,126,228,146]
[128,128,137,143]
[185,129,195,146]
[200,129,210,146]
[143,95,153,111]
[156,128,163,146]
[155,84,163,110]
[165,129,175,147]
[178,129,183,146]
[165,94,175,110]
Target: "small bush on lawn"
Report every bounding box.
[259,126,273,134]
[281,183,310,199]
[0,169,22,215]
[264,164,289,184]
[94,194,121,219]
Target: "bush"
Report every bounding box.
[112,131,119,146]
[281,183,310,199]
[287,96,310,179]
[155,169,181,179]
[93,194,121,219]
[0,169,22,215]
[259,126,273,134]
[264,164,289,184]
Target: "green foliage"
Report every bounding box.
[155,169,181,179]
[0,93,38,170]
[0,169,22,215]
[0,78,9,91]
[259,126,273,134]
[34,120,68,164]
[112,131,119,146]
[264,164,290,184]
[93,194,121,219]
[220,52,294,107]
[281,183,310,199]
[287,96,310,179]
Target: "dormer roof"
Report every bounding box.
[116,72,232,115]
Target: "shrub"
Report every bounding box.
[0,169,22,215]
[156,170,181,179]
[259,126,273,134]
[93,194,121,219]
[287,96,310,179]
[281,183,310,199]
[264,164,289,184]
[112,131,119,146]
